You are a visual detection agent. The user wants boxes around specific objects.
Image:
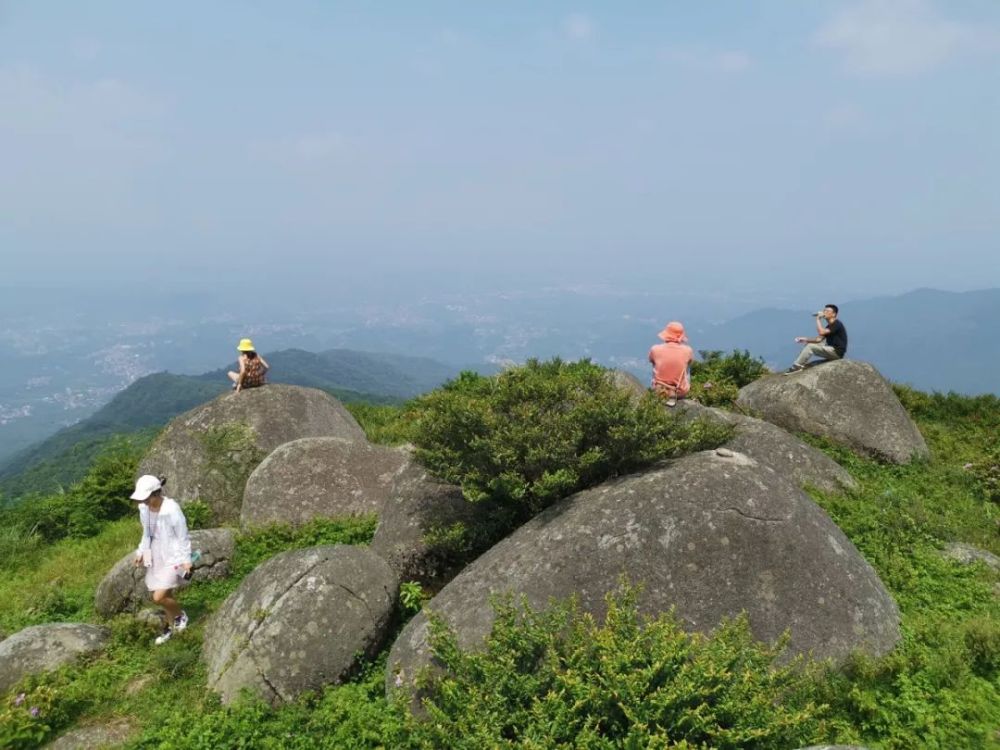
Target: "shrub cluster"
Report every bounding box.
[687,349,770,407]
[0,437,144,568]
[413,583,827,749]
[410,359,730,514]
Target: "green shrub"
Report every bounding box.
[182,500,214,530]
[688,349,770,407]
[966,447,1000,504]
[411,359,730,514]
[0,436,144,550]
[410,582,828,749]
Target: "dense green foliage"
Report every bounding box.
[0,436,147,568]
[687,349,770,407]
[409,359,730,513]
[414,584,826,749]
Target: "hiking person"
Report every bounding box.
[228,338,269,392]
[131,475,192,645]
[649,321,694,407]
[786,304,848,373]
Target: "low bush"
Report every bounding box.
[688,349,770,407]
[410,359,730,514]
[412,582,828,749]
[0,436,145,556]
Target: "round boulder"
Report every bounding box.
[204,545,398,705]
[736,360,929,464]
[241,438,411,529]
[371,461,497,584]
[138,384,365,523]
[387,450,900,694]
[675,401,856,494]
[95,528,236,617]
[0,623,110,694]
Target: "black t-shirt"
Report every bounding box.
[825,319,847,357]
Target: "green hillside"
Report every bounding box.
[0,361,997,748]
[0,349,462,502]
[196,348,462,400]
[0,374,225,501]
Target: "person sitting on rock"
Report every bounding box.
[786,304,848,373]
[649,321,694,407]
[228,338,269,392]
[130,474,192,645]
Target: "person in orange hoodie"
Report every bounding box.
[648,321,694,407]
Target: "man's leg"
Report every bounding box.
[794,344,839,368]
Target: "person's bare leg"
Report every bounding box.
[153,589,181,623]
[227,371,239,384]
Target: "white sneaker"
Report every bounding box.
[174,611,189,632]
[154,628,173,645]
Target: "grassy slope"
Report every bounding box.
[1,391,998,749]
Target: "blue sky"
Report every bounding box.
[1,1,997,308]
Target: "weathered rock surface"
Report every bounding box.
[387,450,900,694]
[371,462,495,584]
[241,438,410,529]
[94,528,236,617]
[675,401,856,493]
[204,545,397,705]
[139,385,365,522]
[608,369,648,401]
[943,542,1000,572]
[736,360,929,464]
[0,623,110,695]
[44,719,135,749]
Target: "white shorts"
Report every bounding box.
[145,564,186,592]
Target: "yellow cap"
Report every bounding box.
[237,338,255,352]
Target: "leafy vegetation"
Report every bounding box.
[687,349,770,407]
[0,436,148,569]
[1,362,998,749]
[414,583,827,749]
[408,359,730,514]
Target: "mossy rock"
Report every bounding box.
[138,385,365,523]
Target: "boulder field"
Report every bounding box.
[139,384,365,522]
[736,360,929,464]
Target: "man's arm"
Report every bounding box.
[814,316,831,337]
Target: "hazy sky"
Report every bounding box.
[1,1,998,308]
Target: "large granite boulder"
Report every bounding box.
[138,385,365,523]
[675,401,856,494]
[736,361,929,464]
[204,545,397,705]
[387,450,900,693]
[0,623,110,694]
[95,528,236,617]
[370,463,498,584]
[241,438,410,529]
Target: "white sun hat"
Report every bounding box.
[130,474,163,501]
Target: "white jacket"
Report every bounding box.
[135,497,192,568]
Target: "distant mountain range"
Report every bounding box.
[0,348,465,500]
[692,288,1000,395]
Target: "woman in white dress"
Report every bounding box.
[130,475,192,645]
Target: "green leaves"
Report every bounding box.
[410,359,730,515]
[413,582,827,749]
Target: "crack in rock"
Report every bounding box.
[720,506,785,524]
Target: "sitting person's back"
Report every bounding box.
[228,338,269,392]
[649,321,693,405]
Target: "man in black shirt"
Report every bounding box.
[786,304,848,373]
